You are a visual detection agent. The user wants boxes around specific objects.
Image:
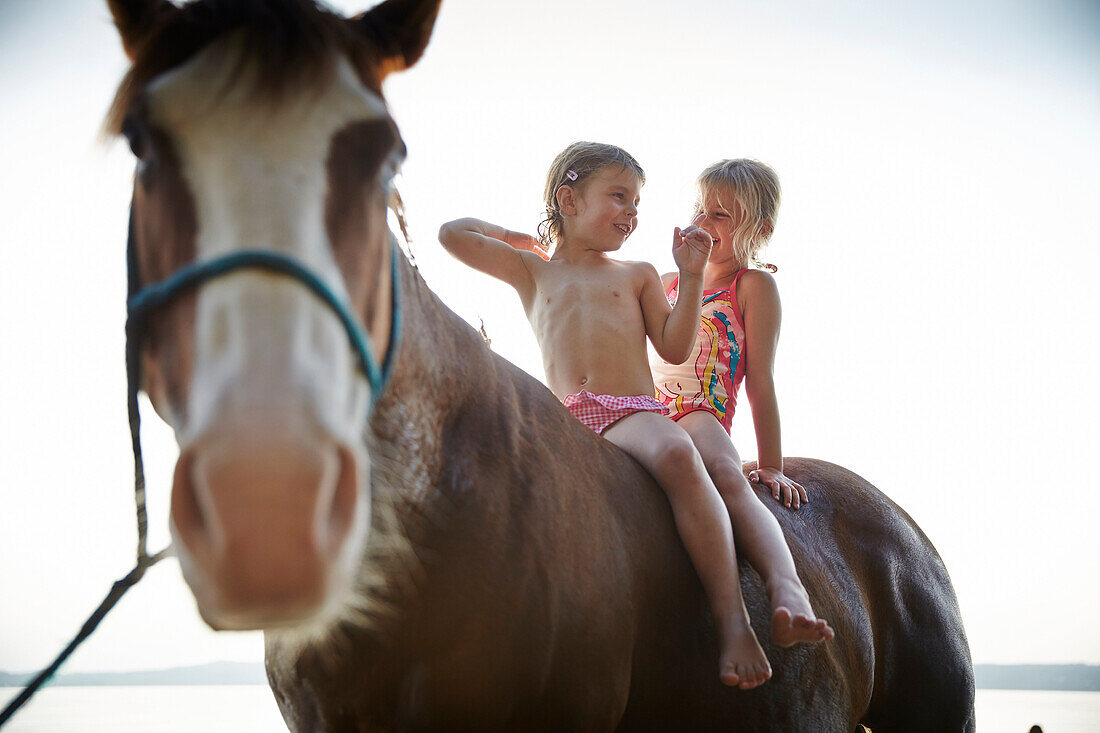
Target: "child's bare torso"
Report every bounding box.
[522,257,657,401]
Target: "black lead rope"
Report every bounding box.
[1,204,402,728]
[0,349,171,727]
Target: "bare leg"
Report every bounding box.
[603,412,771,688]
[677,411,834,646]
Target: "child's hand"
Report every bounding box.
[672,225,713,276]
[503,230,550,261]
[749,466,809,510]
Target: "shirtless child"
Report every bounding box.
[438,141,772,688]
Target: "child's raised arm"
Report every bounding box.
[437,218,546,305]
[640,225,712,363]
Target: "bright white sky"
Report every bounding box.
[1,0,1097,676]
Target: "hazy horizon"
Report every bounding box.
[5,661,1100,700]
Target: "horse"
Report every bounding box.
[105,0,975,729]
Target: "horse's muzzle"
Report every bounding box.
[170,425,363,630]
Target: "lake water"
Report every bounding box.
[2,686,1098,731]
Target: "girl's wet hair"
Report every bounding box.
[538,141,645,250]
[695,159,781,272]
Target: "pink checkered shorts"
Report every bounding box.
[563,390,670,435]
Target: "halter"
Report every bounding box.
[125,207,403,409]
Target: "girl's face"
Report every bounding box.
[566,166,641,251]
[694,189,743,265]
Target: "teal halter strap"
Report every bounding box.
[126,240,403,409]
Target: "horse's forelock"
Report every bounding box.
[106,0,381,135]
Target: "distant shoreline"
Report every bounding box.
[974,664,1100,692]
[2,663,1099,691]
[0,662,265,688]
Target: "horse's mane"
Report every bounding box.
[105,0,380,134]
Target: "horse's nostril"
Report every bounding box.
[170,449,212,557]
[326,444,360,553]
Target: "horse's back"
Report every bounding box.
[782,458,976,732]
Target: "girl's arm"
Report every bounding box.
[437,218,543,306]
[741,270,809,509]
[640,227,711,363]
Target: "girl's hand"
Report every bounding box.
[671,225,713,276]
[749,466,809,510]
[503,230,550,260]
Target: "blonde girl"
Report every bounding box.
[652,159,834,646]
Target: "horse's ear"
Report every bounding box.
[107,0,177,59]
[353,0,442,79]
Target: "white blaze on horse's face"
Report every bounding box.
[144,35,392,632]
[147,40,386,444]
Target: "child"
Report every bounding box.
[438,141,772,689]
[652,159,834,646]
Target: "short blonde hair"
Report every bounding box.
[538,141,645,250]
[695,159,781,272]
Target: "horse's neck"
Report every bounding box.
[367,258,501,514]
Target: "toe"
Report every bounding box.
[743,664,770,689]
[772,607,793,630]
[720,664,741,687]
[732,664,749,688]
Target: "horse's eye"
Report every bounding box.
[121,115,147,159]
[382,147,404,185]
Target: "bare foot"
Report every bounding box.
[768,578,835,647]
[718,614,772,689]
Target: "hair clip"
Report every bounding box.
[566,169,578,181]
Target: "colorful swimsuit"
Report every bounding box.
[651,270,749,434]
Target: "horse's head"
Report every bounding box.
[106,0,439,632]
